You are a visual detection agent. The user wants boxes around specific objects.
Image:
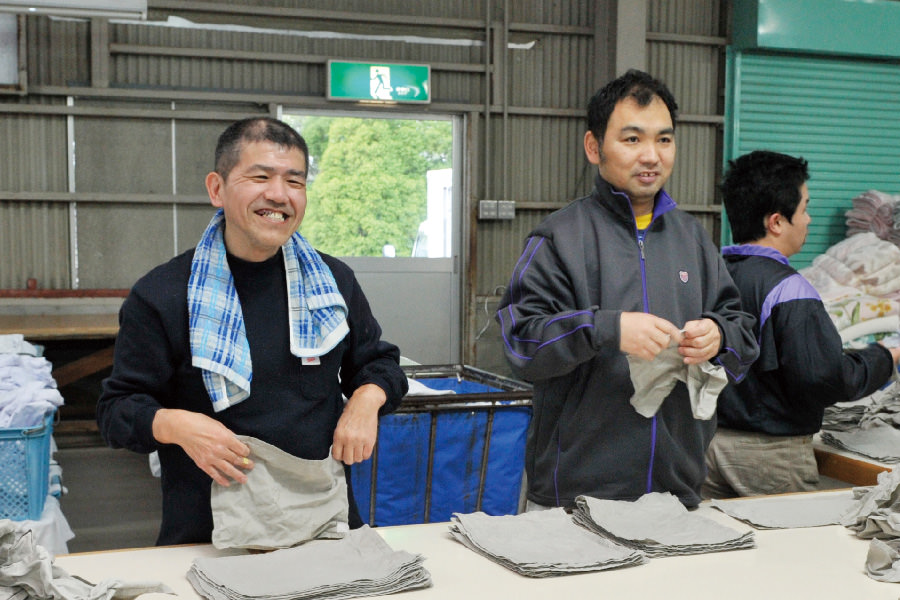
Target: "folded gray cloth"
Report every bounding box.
[710,490,857,529]
[0,520,173,600]
[188,526,431,600]
[573,493,755,557]
[865,538,900,582]
[211,437,348,550]
[627,347,727,420]
[448,509,646,577]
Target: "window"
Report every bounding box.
[282,114,453,258]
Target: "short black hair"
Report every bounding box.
[721,150,810,244]
[586,69,678,142]
[214,117,309,180]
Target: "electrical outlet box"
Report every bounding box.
[497,201,516,219]
[478,200,498,219]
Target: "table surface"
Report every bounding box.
[0,313,119,340]
[54,494,897,600]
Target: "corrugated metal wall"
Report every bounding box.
[0,0,728,369]
[647,0,726,238]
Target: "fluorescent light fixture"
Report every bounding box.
[0,0,146,19]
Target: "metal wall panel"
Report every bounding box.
[0,201,70,289]
[508,0,594,26]
[484,115,588,203]
[160,0,493,22]
[26,16,90,87]
[665,122,719,205]
[647,42,721,116]
[649,0,721,36]
[506,33,594,108]
[0,110,67,192]
[0,111,70,288]
[74,115,172,194]
[646,0,726,225]
[109,21,487,100]
[76,203,175,289]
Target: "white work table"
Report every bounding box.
[55,498,896,600]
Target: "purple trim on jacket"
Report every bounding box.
[723,245,821,338]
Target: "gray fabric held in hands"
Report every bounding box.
[211,436,348,550]
[627,347,728,420]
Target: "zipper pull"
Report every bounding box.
[638,237,645,260]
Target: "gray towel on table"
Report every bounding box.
[573,493,755,557]
[448,509,645,577]
[188,526,430,600]
[710,490,857,529]
[211,436,349,550]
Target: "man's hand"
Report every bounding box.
[620,312,683,361]
[152,408,253,487]
[332,383,387,465]
[677,318,722,364]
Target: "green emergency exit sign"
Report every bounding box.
[327,60,431,104]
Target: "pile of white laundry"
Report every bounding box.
[0,342,63,428]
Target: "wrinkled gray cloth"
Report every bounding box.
[188,526,431,600]
[710,490,857,529]
[573,493,755,557]
[627,347,728,420]
[0,520,173,600]
[865,538,900,582]
[211,437,349,550]
[841,468,900,539]
[448,509,646,577]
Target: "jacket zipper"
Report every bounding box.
[636,228,657,495]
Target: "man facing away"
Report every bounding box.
[497,69,758,511]
[704,149,900,498]
[97,117,408,544]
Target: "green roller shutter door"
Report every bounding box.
[724,51,900,268]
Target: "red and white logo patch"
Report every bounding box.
[679,270,689,283]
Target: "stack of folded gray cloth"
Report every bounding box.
[822,397,873,431]
[710,490,857,529]
[572,493,755,557]
[448,509,646,577]
[187,526,431,600]
[819,426,900,463]
[822,381,900,432]
[840,468,900,582]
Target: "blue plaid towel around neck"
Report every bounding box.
[188,209,349,412]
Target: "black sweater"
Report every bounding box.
[717,245,893,436]
[97,248,407,545]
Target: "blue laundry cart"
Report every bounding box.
[351,364,532,526]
